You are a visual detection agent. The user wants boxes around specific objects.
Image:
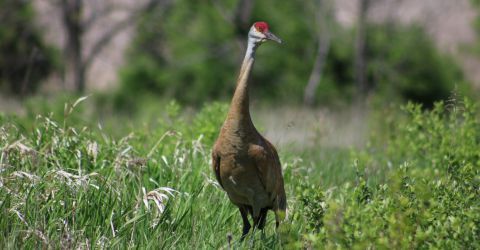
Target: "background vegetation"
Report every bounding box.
[0,0,479,248]
[0,0,471,106]
[1,97,479,248]
[0,0,58,96]
[116,0,468,107]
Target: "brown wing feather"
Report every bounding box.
[249,144,270,191]
[211,151,224,188]
[249,138,284,196]
[260,138,287,212]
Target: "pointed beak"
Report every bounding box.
[265,31,282,44]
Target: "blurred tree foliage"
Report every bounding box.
[117,0,314,108]
[470,0,480,54]
[0,0,58,96]
[471,0,480,36]
[366,25,465,107]
[117,0,466,107]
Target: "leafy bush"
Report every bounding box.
[367,25,467,107]
[297,183,326,233]
[117,0,317,105]
[1,96,479,248]
[0,0,58,95]
[315,25,468,107]
[117,0,466,107]
[298,99,480,248]
[117,0,239,106]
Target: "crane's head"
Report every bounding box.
[248,22,282,45]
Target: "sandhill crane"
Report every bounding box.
[212,22,286,239]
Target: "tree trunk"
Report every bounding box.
[59,0,172,93]
[234,0,255,52]
[355,0,370,99]
[210,0,255,55]
[304,33,330,106]
[61,0,84,92]
[303,0,332,106]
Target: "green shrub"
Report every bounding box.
[367,25,467,107]
[297,183,326,233]
[1,96,479,248]
[117,1,466,107]
[117,0,238,106]
[191,102,228,145]
[0,0,58,95]
[300,99,480,248]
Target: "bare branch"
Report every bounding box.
[233,0,254,31]
[83,4,113,30]
[304,0,333,106]
[355,0,371,98]
[83,3,138,30]
[84,0,172,69]
[210,0,256,53]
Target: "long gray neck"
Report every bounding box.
[226,39,258,128]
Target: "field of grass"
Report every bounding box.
[0,96,479,249]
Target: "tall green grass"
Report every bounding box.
[0,97,479,248]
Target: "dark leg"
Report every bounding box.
[257,208,268,230]
[239,206,251,240]
[252,208,267,230]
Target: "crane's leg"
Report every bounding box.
[252,207,261,229]
[239,206,251,239]
[257,208,268,230]
[275,210,280,228]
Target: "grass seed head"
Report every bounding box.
[141,186,179,214]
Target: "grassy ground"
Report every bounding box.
[1,96,479,248]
